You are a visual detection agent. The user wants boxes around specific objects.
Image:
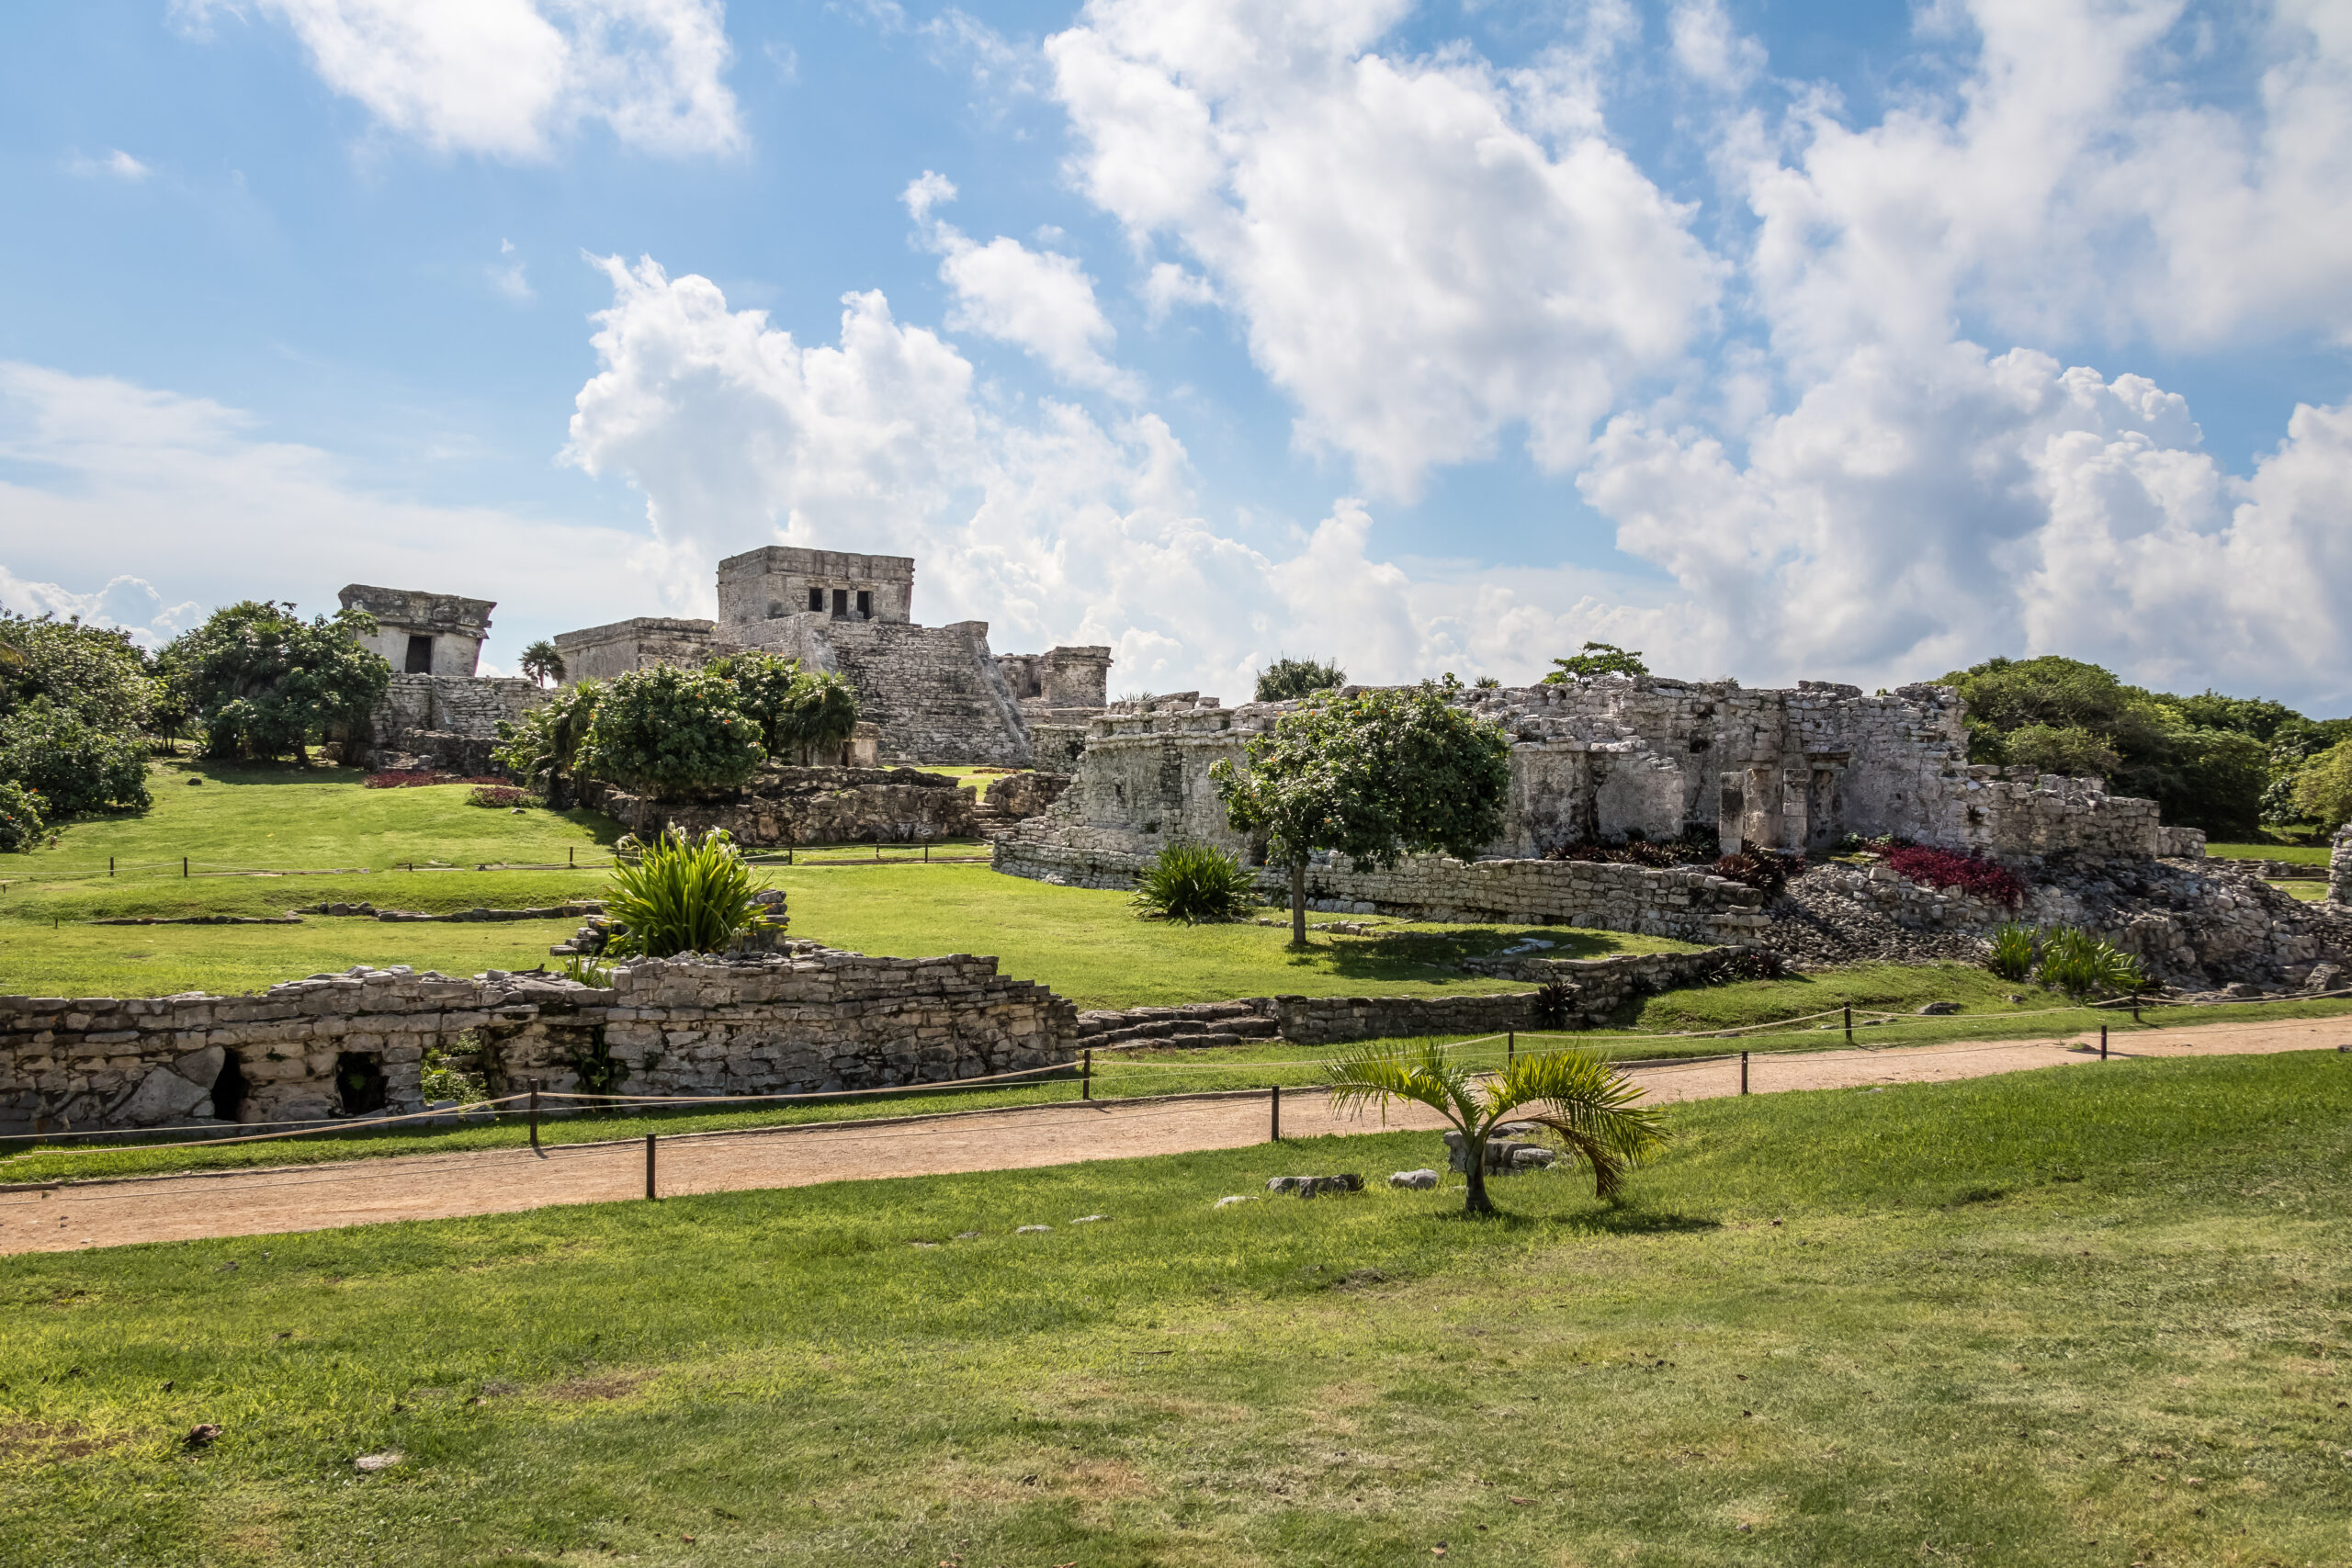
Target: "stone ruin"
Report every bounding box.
[995,674,2352,991]
[552,547,1114,766]
[338,583,547,773]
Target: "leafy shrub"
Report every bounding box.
[1986,922,2038,981]
[577,665,764,796]
[1884,845,2026,907]
[419,1042,488,1104]
[1133,840,1259,924]
[0,698,152,814]
[165,600,390,763]
[2035,925,2144,997]
[2002,723,2121,778]
[2290,737,2352,832]
[1534,981,1572,1027]
[467,784,526,808]
[1706,946,1788,983]
[0,779,47,852]
[604,827,771,958]
[1254,656,1347,703]
[1710,852,1803,897]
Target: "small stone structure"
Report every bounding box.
[339,583,548,772]
[0,946,1076,1136]
[2332,826,2352,906]
[582,765,981,846]
[550,547,1114,766]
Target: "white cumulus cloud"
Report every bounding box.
[175,0,744,160]
[899,174,1139,399]
[1046,0,1724,498]
[65,148,153,180]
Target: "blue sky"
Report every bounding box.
[3,0,2348,709]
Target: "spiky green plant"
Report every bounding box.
[1132,840,1259,924]
[602,827,770,959]
[1986,922,2038,982]
[1324,1042,1667,1217]
[2035,924,2145,997]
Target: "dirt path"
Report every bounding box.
[5,1017,2346,1255]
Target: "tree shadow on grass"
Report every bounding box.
[1399,1201,1721,1238]
[1277,926,1647,986]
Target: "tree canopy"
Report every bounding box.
[1542,642,1648,682]
[0,613,156,821]
[576,664,767,796]
[1212,683,1511,945]
[164,601,390,764]
[1939,654,2316,840]
[520,640,566,688]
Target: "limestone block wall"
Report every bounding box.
[553,617,722,684]
[2332,826,2352,906]
[994,835,1765,942]
[718,547,915,629]
[583,766,980,845]
[1963,773,2161,865]
[363,673,549,772]
[0,948,1078,1137]
[789,619,1032,765]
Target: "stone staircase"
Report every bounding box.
[1074,998,1282,1050]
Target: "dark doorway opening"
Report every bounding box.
[807,586,824,611]
[212,1050,249,1122]
[335,1053,388,1115]
[831,588,849,618]
[855,590,872,619]
[403,634,435,673]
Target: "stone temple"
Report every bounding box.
[341,584,542,773]
[553,547,1112,765]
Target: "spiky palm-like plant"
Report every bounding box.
[1324,1043,1667,1216]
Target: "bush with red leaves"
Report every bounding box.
[467,784,527,807]
[363,771,443,788]
[1883,845,2026,907]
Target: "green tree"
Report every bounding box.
[575,664,764,796]
[777,670,862,763]
[1323,1043,1666,1217]
[2001,724,2121,779]
[1211,683,1512,948]
[519,639,567,688]
[0,779,47,852]
[0,613,155,813]
[166,601,390,763]
[492,681,604,800]
[2290,738,2352,832]
[1254,655,1347,703]
[1542,642,1648,682]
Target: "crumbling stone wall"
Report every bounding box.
[2332,826,2352,906]
[584,765,980,845]
[553,616,723,684]
[0,947,1077,1137]
[362,672,547,773]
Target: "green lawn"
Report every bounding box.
[0,761,1700,1005]
[2208,841,2332,865]
[4,1052,2347,1566]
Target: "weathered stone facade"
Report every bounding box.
[583,765,981,846]
[548,547,1115,766]
[339,584,492,676]
[0,946,1077,1137]
[2332,826,2352,906]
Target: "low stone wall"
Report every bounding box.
[994,839,1766,942]
[2211,859,2326,880]
[585,765,979,846]
[2157,827,2208,859]
[2332,827,2352,906]
[0,945,1076,1137]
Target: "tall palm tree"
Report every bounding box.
[520,639,566,689]
[1324,1043,1667,1216]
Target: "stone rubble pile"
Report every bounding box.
[1444,1125,1558,1175]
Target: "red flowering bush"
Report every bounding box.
[467,784,527,807]
[1884,845,2026,907]
[363,770,443,788]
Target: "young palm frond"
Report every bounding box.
[1323,1041,1666,1214]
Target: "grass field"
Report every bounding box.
[4,1052,2348,1566]
[0,762,1698,1005]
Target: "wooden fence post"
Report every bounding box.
[1843,1003,1852,1043]
[645,1134,657,1200]
[2099,1025,2109,1061]
[528,1083,540,1151]
[1740,1051,1749,1095]
[1270,1083,1281,1143]
[1081,1049,1091,1101]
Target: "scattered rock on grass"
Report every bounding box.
[184,1424,221,1449]
[1266,1174,1364,1198]
[1916,1001,1962,1015]
[1214,1195,1259,1208]
[1017,1224,1051,1235]
[1388,1169,1440,1190]
[1070,1214,1108,1224]
[354,1450,404,1472]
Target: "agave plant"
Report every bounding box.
[1986,922,2038,982]
[603,827,772,959]
[2035,924,2145,997]
[1132,840,1259,924]
[1324,1042,1667,1216]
